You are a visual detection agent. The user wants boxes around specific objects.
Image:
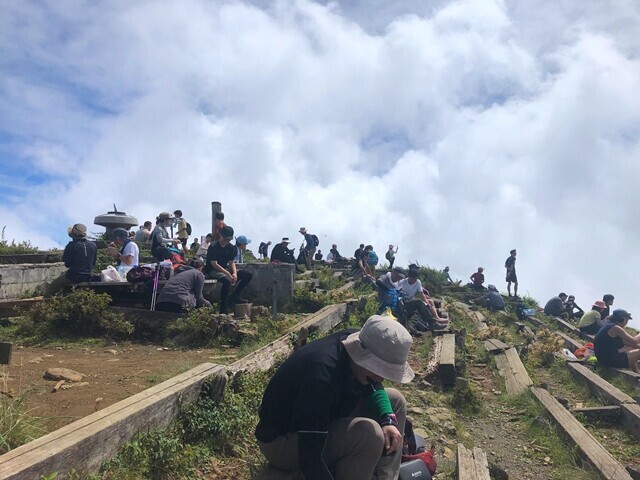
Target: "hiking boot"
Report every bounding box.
[407,325,423,338]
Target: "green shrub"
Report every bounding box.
[449,382,483,415]
[0,227,39,255]
[414,265,448,296]
[167,307,217,347]
[16,290,133,341]
[288,286,332,313]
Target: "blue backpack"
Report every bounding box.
[367,251,379,266]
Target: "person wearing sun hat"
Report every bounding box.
[578,300,607,335]
[44,223,97,297]
[255,315,413,479]
[234,235,251,264]
[594,308,640,372]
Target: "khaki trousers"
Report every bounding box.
[258,388,406,480]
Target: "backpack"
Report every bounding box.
[126,266,155,283]
[402,418,437,475]
[367,251,379,266]
[311,234,319,247]
[186,222,192,235]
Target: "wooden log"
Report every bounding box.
[0,298,45,318]
[571,405,621,424]
[0,363,226,480]
[556,331,582,353]
[567,363,635,405]
[495,348,532,395]
[438,333,456,387]
[527,315,545,328]
[456,443,491,480]
[484,338,510,353]
[229,303,347,373]
[609,368,640,384]
[530,387,633,480]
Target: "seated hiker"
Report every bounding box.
[375,267,406,315]
[353,243,365,262]
[601,294,615,319]
[151,212,180,261]
[271,237,297,264]
[212,212,226,241]
[594,309,640,372]
[45,224,97,297]
[204,225,253,314]
[351,245,376,283]
[468,267,485,290]
[106,227,139,268]
[190,237,200,254]
[396,269,448,333]
[255,315,412,480]
[314,249,324,261]
[234,235,251,263]
[326,249,335,263]
[543,292,568,317]
[443,266,454,284]
[197,233,213,260]
[329,244,344,262]
[155,260,212,313]
[471,284,504,311]
[134,221,152,242]
[564,295,584,321]
[578,300,607,335]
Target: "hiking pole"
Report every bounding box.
[150,261,161,311]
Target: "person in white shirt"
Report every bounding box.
[107,227,139,268]
[397,269,448,331]
[197,233,213,260]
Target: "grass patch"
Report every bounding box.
[0,392,42,454]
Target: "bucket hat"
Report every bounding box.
[67,223,87,239]
[592,300,607,309]
[342,315,414,383]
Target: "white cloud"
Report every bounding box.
[1,0,640,325]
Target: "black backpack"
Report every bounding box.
[311,234,319,247]
[186,222,192,235]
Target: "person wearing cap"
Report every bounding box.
[173,210,189,249]
[471,284,505,312]
[107,227,139,268]
[205,225,253,313]
[299,227,317,269]
[270,237,297,265]
[155,259,212,313]
[601,294,615,320]
[234,235,251,264]
[255,315,412,479]
[151,212,179,261]
[594,309,640,372]
[578,301,607,335]
[469,267,485,291]
[385,244,398,269]
[44,224,97,297]
[375,267,406,315]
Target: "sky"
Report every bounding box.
[1,0,639,324]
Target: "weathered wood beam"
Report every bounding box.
[531,387,633,480]
[495,348,532,395]
[0,363,226,480]
[438,333,456,387]
[456,443,491,480]
[571,405,621,424]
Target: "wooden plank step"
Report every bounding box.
[571,405,621,423]
[550,315,581,334]
[610,368,640,383]
[0,298,45,318]
[438,333,456,387]
[567,363,636,405]
[527,315,545,328]
[484,338,511,353]
[0,363,226,480]
[532,386,633,478]
[556,331,582,353]
[456,443,491,480]
[531,387,633,480]
[495,348,532,395]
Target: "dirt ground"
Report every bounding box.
[2,342,243,433]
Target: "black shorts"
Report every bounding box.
[506,271,517,283]
[600,351,629,369]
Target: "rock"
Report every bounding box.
[489,464,509,480]
[105,349,118,355]
[250,305,269,321]
[455,377,469,389]
[60,381,89,390]
[407,406,425,414]
[28,356,44,364]
[43,368,84,382]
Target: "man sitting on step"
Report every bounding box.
[396,269,449,332]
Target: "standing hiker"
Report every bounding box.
[385,244,398,269]
[505,249,518,298]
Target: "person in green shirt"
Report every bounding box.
[578,300,607,334]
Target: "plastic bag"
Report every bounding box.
[101,265,122,282]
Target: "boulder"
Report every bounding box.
[43,368,84,382]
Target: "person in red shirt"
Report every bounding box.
[469,267,485,291]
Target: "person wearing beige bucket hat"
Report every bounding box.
[256,315,413,479]
[44,223,97,297]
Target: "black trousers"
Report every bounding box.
[217,270,253,313]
